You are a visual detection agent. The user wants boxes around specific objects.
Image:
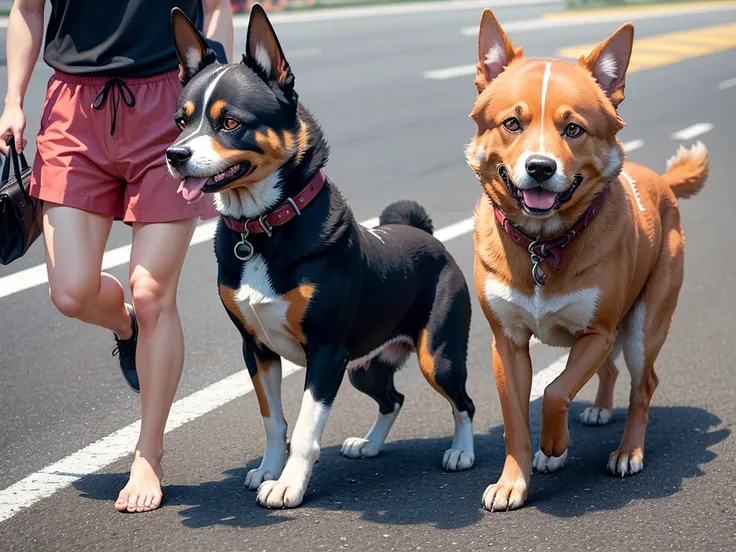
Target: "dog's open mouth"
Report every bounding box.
[176,162,254,203]
[498,166,583,216]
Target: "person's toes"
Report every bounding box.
[149,492,163,511]
[127,492,140,513]
[115,490,130,512]
[136,493,147,513]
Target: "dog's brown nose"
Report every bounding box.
[166,146,192,168]
[526,155,557,182]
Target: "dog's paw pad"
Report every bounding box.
[580,407,612,426]
[607,448,644,477]
[442,448,475,471]
[256,480,305,509]
[341,437,380,459]
[245,467,279,491]
[532,448,568,473]
[482,480,527,512]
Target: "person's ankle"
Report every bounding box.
[114,308,134,340]
[134,444,164,466]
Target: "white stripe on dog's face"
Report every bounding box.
[507,62,568,193]
[539,61,552,152]
[172,66,231,151]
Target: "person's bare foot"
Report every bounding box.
[115,450,163,513]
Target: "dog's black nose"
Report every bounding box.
[166,146,192,167]
[526,155,557,182]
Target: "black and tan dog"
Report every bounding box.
[165,5,475,509]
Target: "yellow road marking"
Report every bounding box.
[558,22,736,73]
[544,0,736,19]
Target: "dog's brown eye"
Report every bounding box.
[175,117,187,131]
[502,117,522,132]
[564,123,585,138]
[222,118,240,131]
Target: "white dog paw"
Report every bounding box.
[482,479,527,512]
[532,448,568,473]
[341,437,381,459]
[607,449,644,477]
[256,479,306,509]
[580,407,612,426]
[244,467,280,491]
[442,448,475,471]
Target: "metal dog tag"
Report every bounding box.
[528,238,548,287]
[234,231,254,262]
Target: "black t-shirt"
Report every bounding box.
[43,0,227,77]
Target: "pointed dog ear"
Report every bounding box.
[171,7,218,85]
[475,9,523,94]
[579,22,634,108]
[244,3,297,104]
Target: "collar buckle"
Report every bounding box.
[257,215,273,237]
[285,197,301,216]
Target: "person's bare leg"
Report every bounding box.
[42,203,132,338]
[115,217,197,513]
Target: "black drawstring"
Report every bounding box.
[91,77,136,136]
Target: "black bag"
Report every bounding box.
[0,137,43,265]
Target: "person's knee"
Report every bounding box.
[49,280,97,319]
[130,268,175,328]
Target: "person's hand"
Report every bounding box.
[0,103,27,156]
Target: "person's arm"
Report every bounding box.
[202,0,234,63]
[0,0,46,155]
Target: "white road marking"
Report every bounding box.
[0,216,378,300]
[671,123,713,141]
[622,139,645,153]
[718,77,736,90]
[0,212,477,522]
[460,2,736,36]
[434,217,474,242]
[423,65,477,80]
[529,353,568,400]
[0,362,303,523]
[231,0,558,27]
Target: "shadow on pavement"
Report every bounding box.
[73,401,729,529]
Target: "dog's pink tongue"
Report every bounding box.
[522,188,557,210]
[176,177,208,203]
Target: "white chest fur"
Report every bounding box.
[234,254,307,366]
[484,278,600,347]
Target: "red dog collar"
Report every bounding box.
[493,187,608,286]
[221,169,326,235]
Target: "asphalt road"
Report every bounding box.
[1,1,735,550]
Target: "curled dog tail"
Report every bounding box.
[379,200,434,235]
[661,141,709,200]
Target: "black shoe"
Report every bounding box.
[112,305,140,393]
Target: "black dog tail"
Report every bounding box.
[378,200,434,235]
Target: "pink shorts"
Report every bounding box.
[30,70,218,223]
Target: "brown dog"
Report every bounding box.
[466,9,708,512]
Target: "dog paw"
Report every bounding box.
[580,407,612,426]
[607,448,644,477]
[256,479,306,509]
[532,448,568,473]
[341,437,381,459]
[482,479,527,512]
[245,467,280,491]
[442,448,475,471]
